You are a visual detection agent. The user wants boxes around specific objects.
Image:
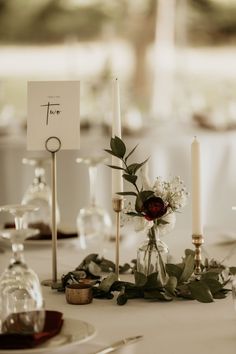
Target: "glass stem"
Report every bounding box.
[11,243,25,265]
[14,216,23,230]
[89,165,97,207]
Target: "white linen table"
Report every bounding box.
[0,225,236,354]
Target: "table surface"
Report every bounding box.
[1,121,236,353]
[0,225,236,354]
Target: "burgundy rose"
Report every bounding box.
[142,197,167,221]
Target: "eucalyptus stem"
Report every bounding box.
[122,158,140,194]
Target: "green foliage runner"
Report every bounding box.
[53,249,235,305]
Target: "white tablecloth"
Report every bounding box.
[0,225,236,354]
[1,121,236,353]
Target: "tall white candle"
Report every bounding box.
[112,78,123,198]
[191,136,202,235]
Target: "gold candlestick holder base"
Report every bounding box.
[192,234,204,275]
[112,197,124,280]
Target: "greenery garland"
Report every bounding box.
[53,249,236,305]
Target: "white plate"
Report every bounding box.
[0,318,96,354]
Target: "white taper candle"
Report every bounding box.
[112,78,123,198]
[191,136,202,235]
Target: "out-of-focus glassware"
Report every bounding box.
[0,204,39,230]
[21,157,60,233]
[232,276,236,313]
[0,205,45,334]
[76,156,112,254]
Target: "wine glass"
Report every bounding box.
[76,156,112,254]
[0,228,45,334]
[0,205,45,334]
[0,204,39,230]
[21,157,60,234]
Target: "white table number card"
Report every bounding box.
[27,81,80,151]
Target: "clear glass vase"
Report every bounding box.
[137,227,169,285]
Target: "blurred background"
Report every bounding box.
[0,0,235,130]
[0,0,236,232]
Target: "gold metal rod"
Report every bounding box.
[51,151,57,283]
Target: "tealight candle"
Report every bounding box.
[191,136,202,235]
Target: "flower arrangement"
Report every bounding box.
[105,136,188,235]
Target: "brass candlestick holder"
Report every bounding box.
[112,197,124,279]
[192,234,204,275]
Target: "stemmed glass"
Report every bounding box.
[76,156,112,254]
[0,204,45,334]
[21,157,60,233]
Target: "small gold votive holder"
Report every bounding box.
[65,283,93,305]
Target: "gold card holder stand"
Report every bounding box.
[41,136,61,287]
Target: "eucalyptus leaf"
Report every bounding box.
[127,159,149,175]
[202,278,223,295]
[188,280,214,303]
[93,288,114,299]
[165,276,178,295]
[180,254,195,282]
[135,193,144,212]
[107,164,124,170]
[207,267,225,274]
[98,273,118,292]
[146,272,161,289]
[119,263,131,273]
[201,271,219,280]
[229,266,236,275]
[76,253,98,270]
[104,149,120,158]
[88,261,101,276]
[166,263,183,280]
[138,190,154,201]
[100,259,115,272]
[124,144,139,162]
[117,191,137,196]
[110,136,126,158]
[117,294,128,305]
[126,211,142,217]
[134,272,147,287]
[127,163,142,175]
[185,249,195,257]
[213,292,227,299]
[177,284,193,299]
[123,174,138,185]
[213,289,230,299]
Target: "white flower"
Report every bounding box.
[153,176,188,212]
[134,216,153,232]
[153,176,163,194]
